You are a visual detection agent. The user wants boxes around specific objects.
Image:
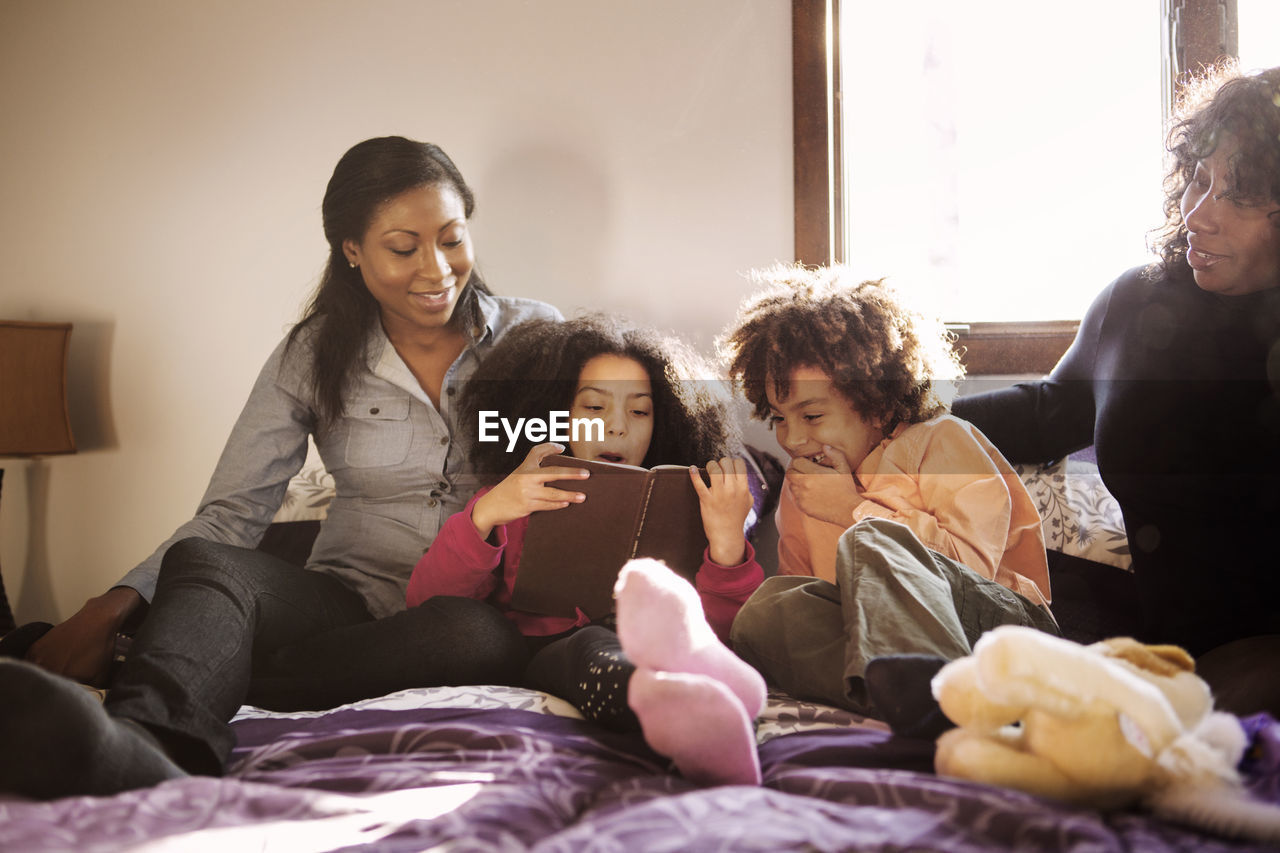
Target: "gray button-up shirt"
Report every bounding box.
[117,291,561,618]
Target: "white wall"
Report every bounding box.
[0,0,793,622]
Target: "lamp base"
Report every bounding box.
[0,468,14,634]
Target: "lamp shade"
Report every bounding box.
[0,321,77,457]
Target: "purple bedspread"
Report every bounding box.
[0,705,1275,851]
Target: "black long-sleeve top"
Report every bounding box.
[953,264,1280,654]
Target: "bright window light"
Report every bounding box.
[1238,0,1280,72]
[840,1,1162,322]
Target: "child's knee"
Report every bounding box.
[415,597,529,675]
[729,576,823,653]
[568,625,630,670]
[837,518,932,567]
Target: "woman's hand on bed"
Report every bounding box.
[691,457,753,566]
[470,442,589,541]
[26,586,143,687]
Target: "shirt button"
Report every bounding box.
[446,386,456,396]
[439,436,449,446]
[427,498,438,508]
[369,407,380,415]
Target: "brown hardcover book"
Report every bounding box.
[511,456,708,619]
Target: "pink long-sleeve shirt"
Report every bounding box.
[777,414,1051,605]
[407,488,764,642]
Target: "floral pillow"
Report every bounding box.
[273,451,335,523]
[1015,458,1131,571]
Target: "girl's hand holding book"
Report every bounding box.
[690,456,753,567]
[470,443,589,541]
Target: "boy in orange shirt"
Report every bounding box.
[721,264,1057,734]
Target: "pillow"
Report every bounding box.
[1016,458,1131,571]
[273,453,335,523]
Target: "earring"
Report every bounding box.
[348,260,358,269]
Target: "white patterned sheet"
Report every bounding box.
[233,683,887,744]
[232,684,582,722]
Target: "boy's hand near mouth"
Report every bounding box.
[785,443,865,527]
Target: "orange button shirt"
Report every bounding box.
[776,414,1050,605]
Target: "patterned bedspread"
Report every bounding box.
[1,686,1275,852]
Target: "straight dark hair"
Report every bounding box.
[289,137,493,431]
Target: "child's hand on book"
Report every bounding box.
[786,444,863,528]
[470,443,589,541]
[689,457,753,567]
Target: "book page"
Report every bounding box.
[631,466,708,584]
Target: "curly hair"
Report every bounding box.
[288,137,493,432]
[462,314,740,483]
[718,263,964,435]
[1152,62,1280,274]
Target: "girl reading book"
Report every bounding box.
[406,314,767,785]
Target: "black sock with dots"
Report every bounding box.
[525,625,640,733]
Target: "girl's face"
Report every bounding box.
[568,354,654,467]
[1181,138,1280,296]
[343,183,475,340]
[766,364,883,471]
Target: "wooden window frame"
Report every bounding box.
[791,0,839,269]
[792,0,1239,375]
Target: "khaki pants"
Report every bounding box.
[730,518,1058,715]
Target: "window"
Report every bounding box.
[793,0,1278,372]
[1238,0,1280,71]
[839,1,1160,324]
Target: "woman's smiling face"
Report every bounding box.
[568,354,654,467]
[1181,138,1280,296]
[343,182,475,339]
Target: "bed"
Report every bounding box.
[1,451,1276,852]
[2,685,1275,851]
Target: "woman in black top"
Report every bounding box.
[953,64,1280,714]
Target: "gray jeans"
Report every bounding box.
[730,518,1058,715]
[105,538,529,773]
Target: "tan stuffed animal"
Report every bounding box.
[933,625,1280,843]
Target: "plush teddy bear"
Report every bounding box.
[932,625,1280,843]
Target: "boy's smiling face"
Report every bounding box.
[766,365,884,471]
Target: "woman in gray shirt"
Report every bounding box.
[0,137,561,799]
